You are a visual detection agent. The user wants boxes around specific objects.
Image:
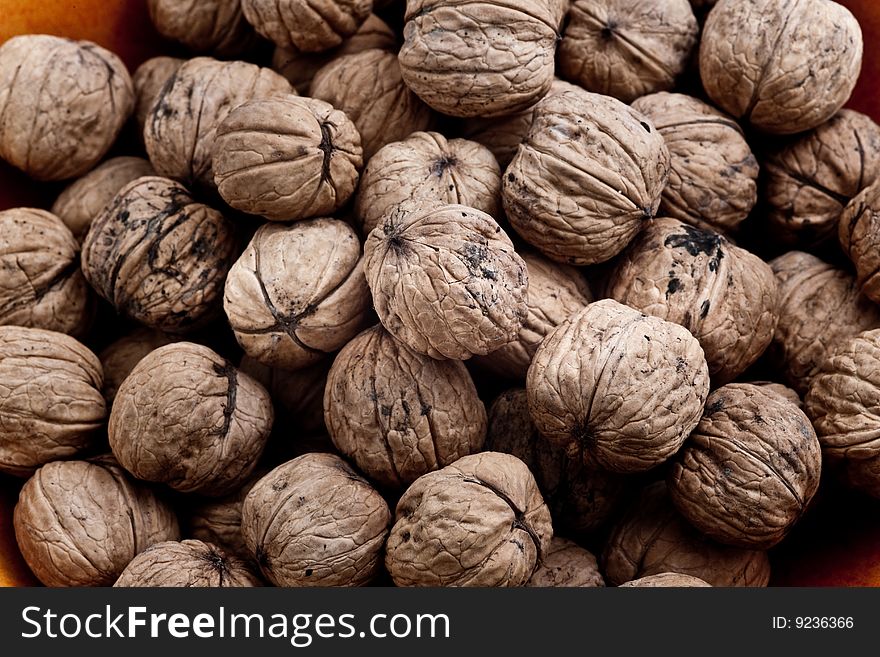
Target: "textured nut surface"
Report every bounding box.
[144,57,293,190]
[324,325,487,490]
[602,482,771,587]
[0,327,105,477]
[699,0,862,134]
[364,204,528,360]
[632,92,758,233]
[559,0,698,103]
[224,219,370,370]
[355,131,501,236]
[619,573,712,587]
[82,176,238,333]
[764,110,880,248]
[242,0,372,52]
[770,251,880,395]
[669,384,822,549]
[98,328,175,404]
[114,539,261,587]
[398,0,565,117]
[239,356,329,435]
[839,182,880,304]
[385,452,553,587]
[752,381,802,408]
[526,537,604,587]
[503,88,670,265]
[132,57,185,135]
[0,35,134,181]
[241,453,391,587]
[840,452,880,499]
[147,0,258,55]
[608,217,778,385]
[52,157,156,242]
[188,474,262,562]
[0,208,92,336]
[14,456,179,587]
[527,299,710,473]
[109,342,273,497]
[213,96,362,222]
[310,49,434,161]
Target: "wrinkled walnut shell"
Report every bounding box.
[242,0,372,52]
[619,573,712,587]
[147,0,258,56]
[114,540,261,587]
[132,57,184,136]
[385,452,553,587]
[526,537,604,587]
[98,328,175,404]
[751,381,802,408]
[839,181,880,304]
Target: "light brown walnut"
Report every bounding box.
[147,0,259,56]
[839,181,880,305]
[132,57,184,136]
[98,328,175,404]
[114,540,261,587]
[241,0,372,52]
[527,537,604,587]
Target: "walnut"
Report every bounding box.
[397,0,566,118]
[241,0,372,52]
[502,87,670,265]
[81,176,238,333]
[384,452,553,587]
[474,252,592,380]
[559,0,698,103]
[0,208,93,337]
[144,57,293,190]
[619,573,712,587]
[224,219,370,370]
[310,49,434,161]
[239,356,329,435]
[212,97,363,222]
[324,325,486,490]
[485,389,628,538]
[241,453,391,587]
[13,456,179,587]
[751,381,802,408]
[0,35,134,181]
[51,157,156,242]
[363,204,528,360]
[526,537,604,587]
[114,540,261,587]
[839,181,880,305]
[769,251,880,396]
[602,482,771,587]
[132,57,184,136]
[607,217,778,385]
[147,0,259,56]
[763,110,880,248]
[354,132,500,236]
[98,328,175,404]
[0,326,105,477]
[631,92,759,233]
[527,299,710,474]
[272,14,397,94]
[699,0,863,135]
[669,383,822,549]
[108,342,274,497]
[187,473,262,563]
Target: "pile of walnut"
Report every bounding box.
[0,0,874,588]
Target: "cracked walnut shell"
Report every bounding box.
[385,452,553,587]
[241,0,372,52]
[147,0,258,56]
[526,537,604,587]
[114,540,261,587]
[839,181,880,305]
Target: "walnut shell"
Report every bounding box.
[114,540,261,587]
[385,452,553,587]
[241,453,391,586]
[631,92,758,233]
[0,35,134,181]
[699,0,862,135]
[355,132,500,236]
[224,219,370,370]
[839,181,880,304]
[559,0,698,103]
[187,474,262,563]
[144,57,293,190]
[397,0,566,118]
[763,110,880,248]
[475,252,592,380]
[132,56,184,136]
[241,0,372,52]
[109,342,274,497]
[769,251,880,396]
[527,299,710,474]
[310,49,434,161]
[52,157,156,242]
[607,217,778,385]
[602,481,771,587]
[502,88,670,265]
[363,204,528,360]
[0,327,105,477]
[13,456,179,587]
[526,537,604,587]
[751,381,802,408]
[98,328,175,404]
[213,96,363,222]
[669,383,822,549]
[82,176,238,333]
[619,573,712,587]
[0,208,93,337]
[147,0,258,56]
[272,14,397,94]
[324,325,487,490]
[239,356,329,435]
